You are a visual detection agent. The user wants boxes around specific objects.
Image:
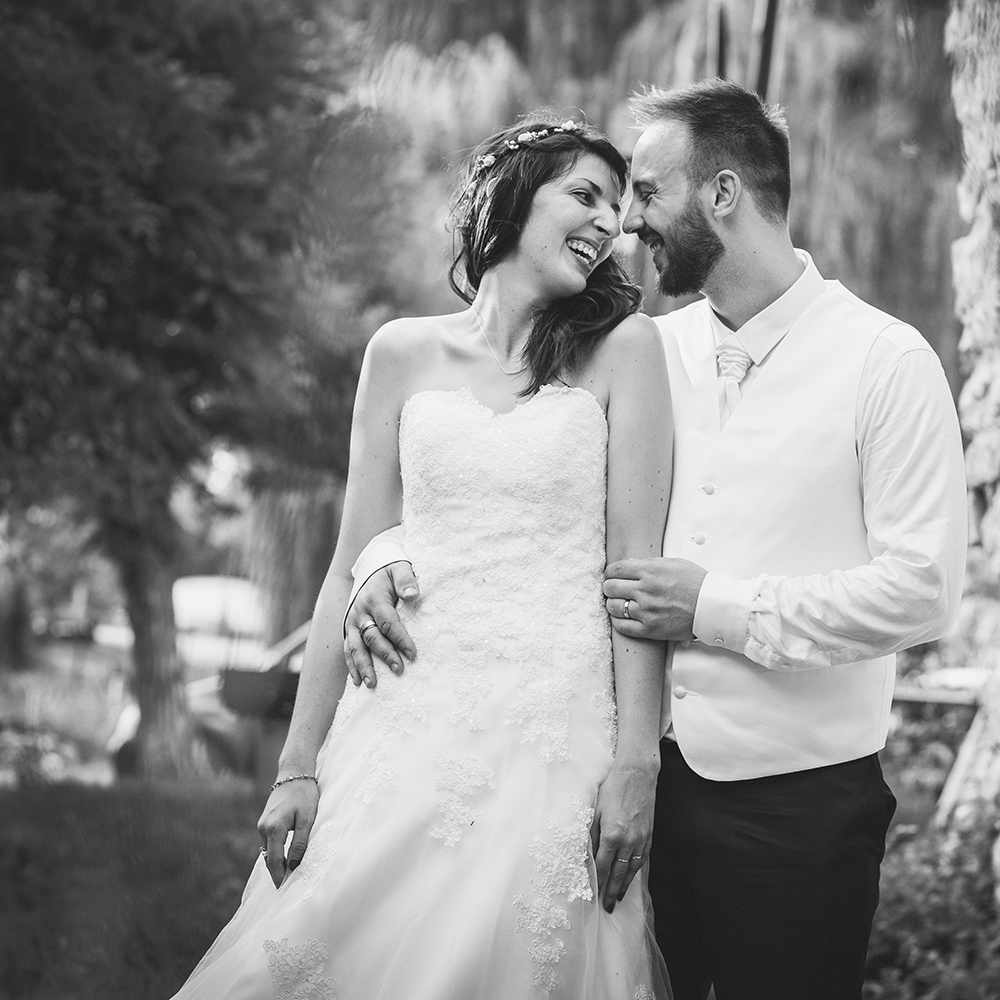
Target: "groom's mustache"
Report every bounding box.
[635,226,659,245]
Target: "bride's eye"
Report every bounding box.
[574,190,594,204]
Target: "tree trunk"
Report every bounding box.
[0,514,31,672]
[0,558,31,672]
[246,478,342,646]
[943,0,1000,874]
[108,525,195,777]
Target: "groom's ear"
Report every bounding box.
[709,169,741,219]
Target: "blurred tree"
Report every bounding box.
[0,0,402,774]
[349,0,668,81]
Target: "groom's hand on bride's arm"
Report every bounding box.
[343,562,419,687]
[603,557,708,641]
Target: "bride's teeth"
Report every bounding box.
[568,240,596,263]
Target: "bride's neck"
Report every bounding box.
[472,273,536,357]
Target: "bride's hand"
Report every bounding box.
[590,758,658,912]
[257,776,320,888]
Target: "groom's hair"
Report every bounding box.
[630,79,791,226]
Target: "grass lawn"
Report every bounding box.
[0,780,263,1000]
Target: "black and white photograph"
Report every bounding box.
[1,1,997,998]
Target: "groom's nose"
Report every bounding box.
[622,200,641,235]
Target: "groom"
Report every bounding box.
[343,79,967,1000]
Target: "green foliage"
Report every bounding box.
[865,821,1000,998]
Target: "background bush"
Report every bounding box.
[864,818,1000,998]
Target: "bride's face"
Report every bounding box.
[507,153,622,303]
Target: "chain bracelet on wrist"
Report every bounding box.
[270,773,318,792]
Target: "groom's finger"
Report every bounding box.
[609,616,646,638]
[602,578,639,603]
[603,596,633,620]
[604,558,646,580]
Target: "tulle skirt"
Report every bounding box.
[170,623,670,1000]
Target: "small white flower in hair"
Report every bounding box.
[558,120,581,131]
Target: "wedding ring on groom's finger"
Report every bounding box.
[359,619,379,645]
[623,599,632,619]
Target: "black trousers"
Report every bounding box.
[648,740,896,1000]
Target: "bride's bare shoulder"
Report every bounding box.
[365,313,462,369]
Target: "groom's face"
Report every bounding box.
[624,121,724,297]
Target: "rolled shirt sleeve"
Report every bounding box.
[343,524,408,632]
[692,329,967,669]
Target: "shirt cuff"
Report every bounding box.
[350,525,407,582]
[692,571,754,653]
[343,525,408,635]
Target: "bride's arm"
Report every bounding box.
[589,312,672,911]
[258,321,411,887]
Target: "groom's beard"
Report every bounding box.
[654,196,725,298]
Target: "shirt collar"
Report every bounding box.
[708,249,826,365]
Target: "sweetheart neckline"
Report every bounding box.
[401,384,606,421]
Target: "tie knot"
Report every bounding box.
[716,335,752,382]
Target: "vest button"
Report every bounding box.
[703,484,716,495]
[673,686,688,699]
[714,636,724,645]
[693,533,706,545]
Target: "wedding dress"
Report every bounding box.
[171,384,669,1000]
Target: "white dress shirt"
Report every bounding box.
[692,251,967,673]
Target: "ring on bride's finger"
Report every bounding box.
[630,855,644,861]
[615,858,629,864]
[623,599,631,619]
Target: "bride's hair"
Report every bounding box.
[449,114,642,395]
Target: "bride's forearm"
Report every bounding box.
[610,630,666,771]
[276,571,354,775]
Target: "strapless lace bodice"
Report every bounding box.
[399,385,612,709]
[400,384,608,588]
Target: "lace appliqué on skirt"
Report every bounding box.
[263,938,338,1000]
[430,751,497,846]
[512,796,595,992]
[296,823,339,901]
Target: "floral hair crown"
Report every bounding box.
[475,120,584,172]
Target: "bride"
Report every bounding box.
[170,115,673,1000]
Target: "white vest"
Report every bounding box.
[657,284,896,780]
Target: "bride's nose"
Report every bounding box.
[594,203,621,241]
